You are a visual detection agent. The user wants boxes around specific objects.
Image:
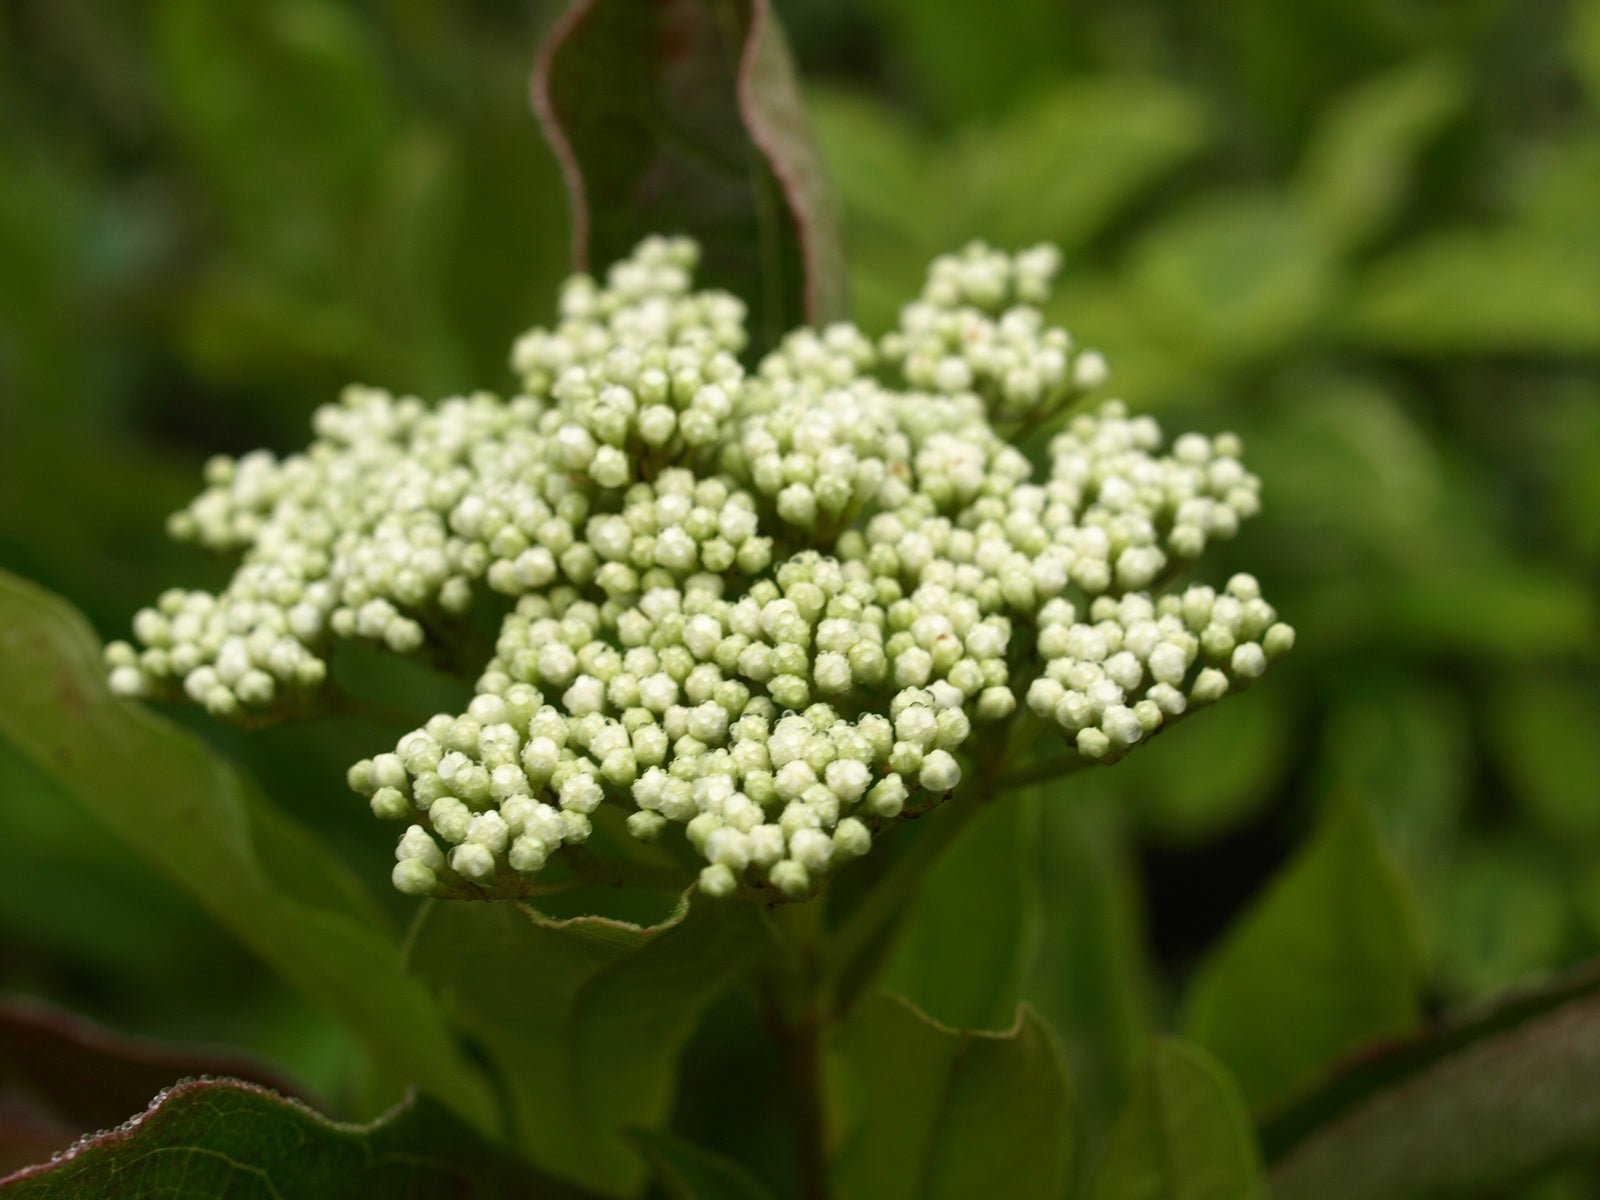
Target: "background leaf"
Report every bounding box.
[1128,194,1336,367]
[1184,797,1421,1110]
[405,896,768,1197]
[1345,231,1600,354]
[1294,59,1464,251]
[1267,961,1600,1200]
[1488,674,1600,842]
[1088,1038,1265,1200]
[0,1080,560,1199]
[0,571,495,1132]
[534,0,844,351]
[831,993,1073,1200]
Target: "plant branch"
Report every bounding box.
[760,900,831,1200]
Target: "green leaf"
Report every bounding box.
[1383,560,1600,659]
[1345,231,1600,354]
[1184,797,1421,1111]
[1433,836,1569,1002]
[0,997,303,1176]
[882,791,1041,1031]
[870,0,1077,123]
[1129,194,1336,366]
[1295,58,1464,251]
[0,571,496,1132]
[405,895,768,1196]
[0,1080,562,1199]
[533,0,845,352]
[1488,674,1600,841]
[1571,0,1600,105]
[1315,679,1469,878]
[1267,961,1600,1200]
[1025,786,1152,1150]
[1121,688,1295,846]
[969,78,1213,251]
[629,1130,777,1200]
[1089,1038,1265,1200]
[831,994,1073,1200]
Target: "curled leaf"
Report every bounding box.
[533,0,846,350]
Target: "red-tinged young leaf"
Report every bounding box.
[1267,960,1600,1199]
[533,0,845,352]
[0,998,302,1175]
[406,895,769,1197]
[0,1080,579,1199]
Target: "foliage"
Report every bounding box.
[3,0,1599,1196]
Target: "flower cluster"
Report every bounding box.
[108,237,1291,902]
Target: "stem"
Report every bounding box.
[775,1004,829,1200]
[762,901,831,1200]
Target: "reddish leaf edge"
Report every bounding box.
[1259,957,1600,1163]
[529,0,842,325]
[736,0,842,326]
[0,1078,348,1189]
[530,0,596,275]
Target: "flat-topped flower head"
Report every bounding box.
[108,237,1292,901]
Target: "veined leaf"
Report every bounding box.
[1089,1038,1265,1200]
[406,895,768,1197]
[1184,797,1421,1111]
[0,571,496,1132]
[0,1080,565,1199]
[533,0,845,351]
[831,994,1073,1200]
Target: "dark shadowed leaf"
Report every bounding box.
[1267,962,1600,1200]
[629,1130,777,1200]
[406,895,768,1197]
[0,998,301,1175]
[0,1080,565,1199]
[1184,797,1421,1111]
[831,993,1073,1200]
[0,571,496,1131]
[533,0,845,350]
[1488,674,1600,841]
[1089,1038,1265,1200]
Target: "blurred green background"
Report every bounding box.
[2,0,1598,1189]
